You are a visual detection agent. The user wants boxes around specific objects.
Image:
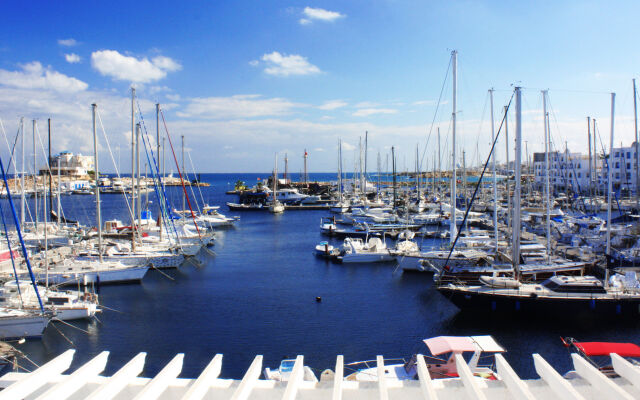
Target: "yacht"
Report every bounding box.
[338,237,395,263]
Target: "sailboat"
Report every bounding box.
[438,89,640,317]
[268,153,284,214]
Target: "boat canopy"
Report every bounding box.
[423,335,505,355]
[574,342,640,357]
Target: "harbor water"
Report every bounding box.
[11,173,640,379]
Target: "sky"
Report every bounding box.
[0,0,639,173]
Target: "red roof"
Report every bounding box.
[574,342,640,357]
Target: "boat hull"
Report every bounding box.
[0,315,48,339]
[438,286,640,317]
[41,266,149,286]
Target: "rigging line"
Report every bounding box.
[0,153,45,313]
[420,54,453,170]
[181,160,201,214]
[187,151,207,208]
[0,195,24,308]
[159,109,202,239]
[139,118,178,244]
[439,91,515,281]
[1,119,20,173]
[135,104,179,244]
[96,110,134,219]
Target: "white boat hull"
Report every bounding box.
[340,253,395,263]
[0,314,49,339]
[40,266,149,286]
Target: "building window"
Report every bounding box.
[578,172,581,178]
[615,152,619,157]
[616,162,620,168]
[628,152,631,158]
[628,163,631,170]
[627,173,631,180]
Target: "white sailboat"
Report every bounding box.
[269,153,285,214]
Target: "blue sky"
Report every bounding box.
[0,1,639,173]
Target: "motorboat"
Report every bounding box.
[344,335,505,381]
[0,280,99,321]
[338,237,395,263]
[263,359,318,382]
[315,241,338,258]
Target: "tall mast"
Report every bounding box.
[392,146,396,209]
[490,89,497,251]
[633,79,639,211]
[450,49,457,245]
[48,118,52,219]
[505,106,511,232]
[416,144,420,204]
[437,127,441,192]
[359,136,363,198]
[130,87,136,250]
[33,119,37,230]
[588,116,593,211]
[543,91,551,263]
[20,117,24,225]
[156,104,162,240]
[136,123,141,224]
[181,135,185,212]
[513,87,522,278]
[593,119,598,197]
[92,104,103,262]
[462,149,467,232]
[273,153,278,200]
[606,93,616,279]
[377,151,381,202]
[338,140,342,203]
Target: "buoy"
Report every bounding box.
[316,296,322,303]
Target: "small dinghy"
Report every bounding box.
[315,241,338,258]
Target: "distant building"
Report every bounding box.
[39,152,93,177]
[532,142,640,194]
[533,151,593,192]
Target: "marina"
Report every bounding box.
[2,1,640,398]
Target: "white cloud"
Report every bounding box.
[248,60,260,67]
[65,53,81,63]
[178,94,302,119]
[261,52,321,77]
[318,100,347,110]
[300,7,345,24]
[342,142,356,151]
[314,147,325,152]
[0,62,87,92]
[58,38,78,47]
[166,93,181,101]
[91,50,181,83]
[353,108,397,117]
[412,100,436,106]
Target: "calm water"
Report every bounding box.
[8,173,640,379]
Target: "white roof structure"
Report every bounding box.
[0,349,639,399]
[423,335,506,355]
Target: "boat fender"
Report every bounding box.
[529,293,537,299]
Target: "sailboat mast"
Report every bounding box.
[606,93,616,268]
[181,135,185,213]
[130,87,136,250]
[543,91,551,263]
[490,89,498,251]
[33,120,37,230]
[588,117,593,211]
[48,118,52,219]
[20,117,25,225]
[450,50,457,245]
[136,123,141,224]
[392,146,396,209]
[513,87,522,277]
[633,79,639,211]
[505,106,511,232]
[92,104,103,262]
[338,140,342,203]
[157,104,162,240]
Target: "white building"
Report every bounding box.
[603,142,640,192]
[533,151,594,193]
[39,151,94,177]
